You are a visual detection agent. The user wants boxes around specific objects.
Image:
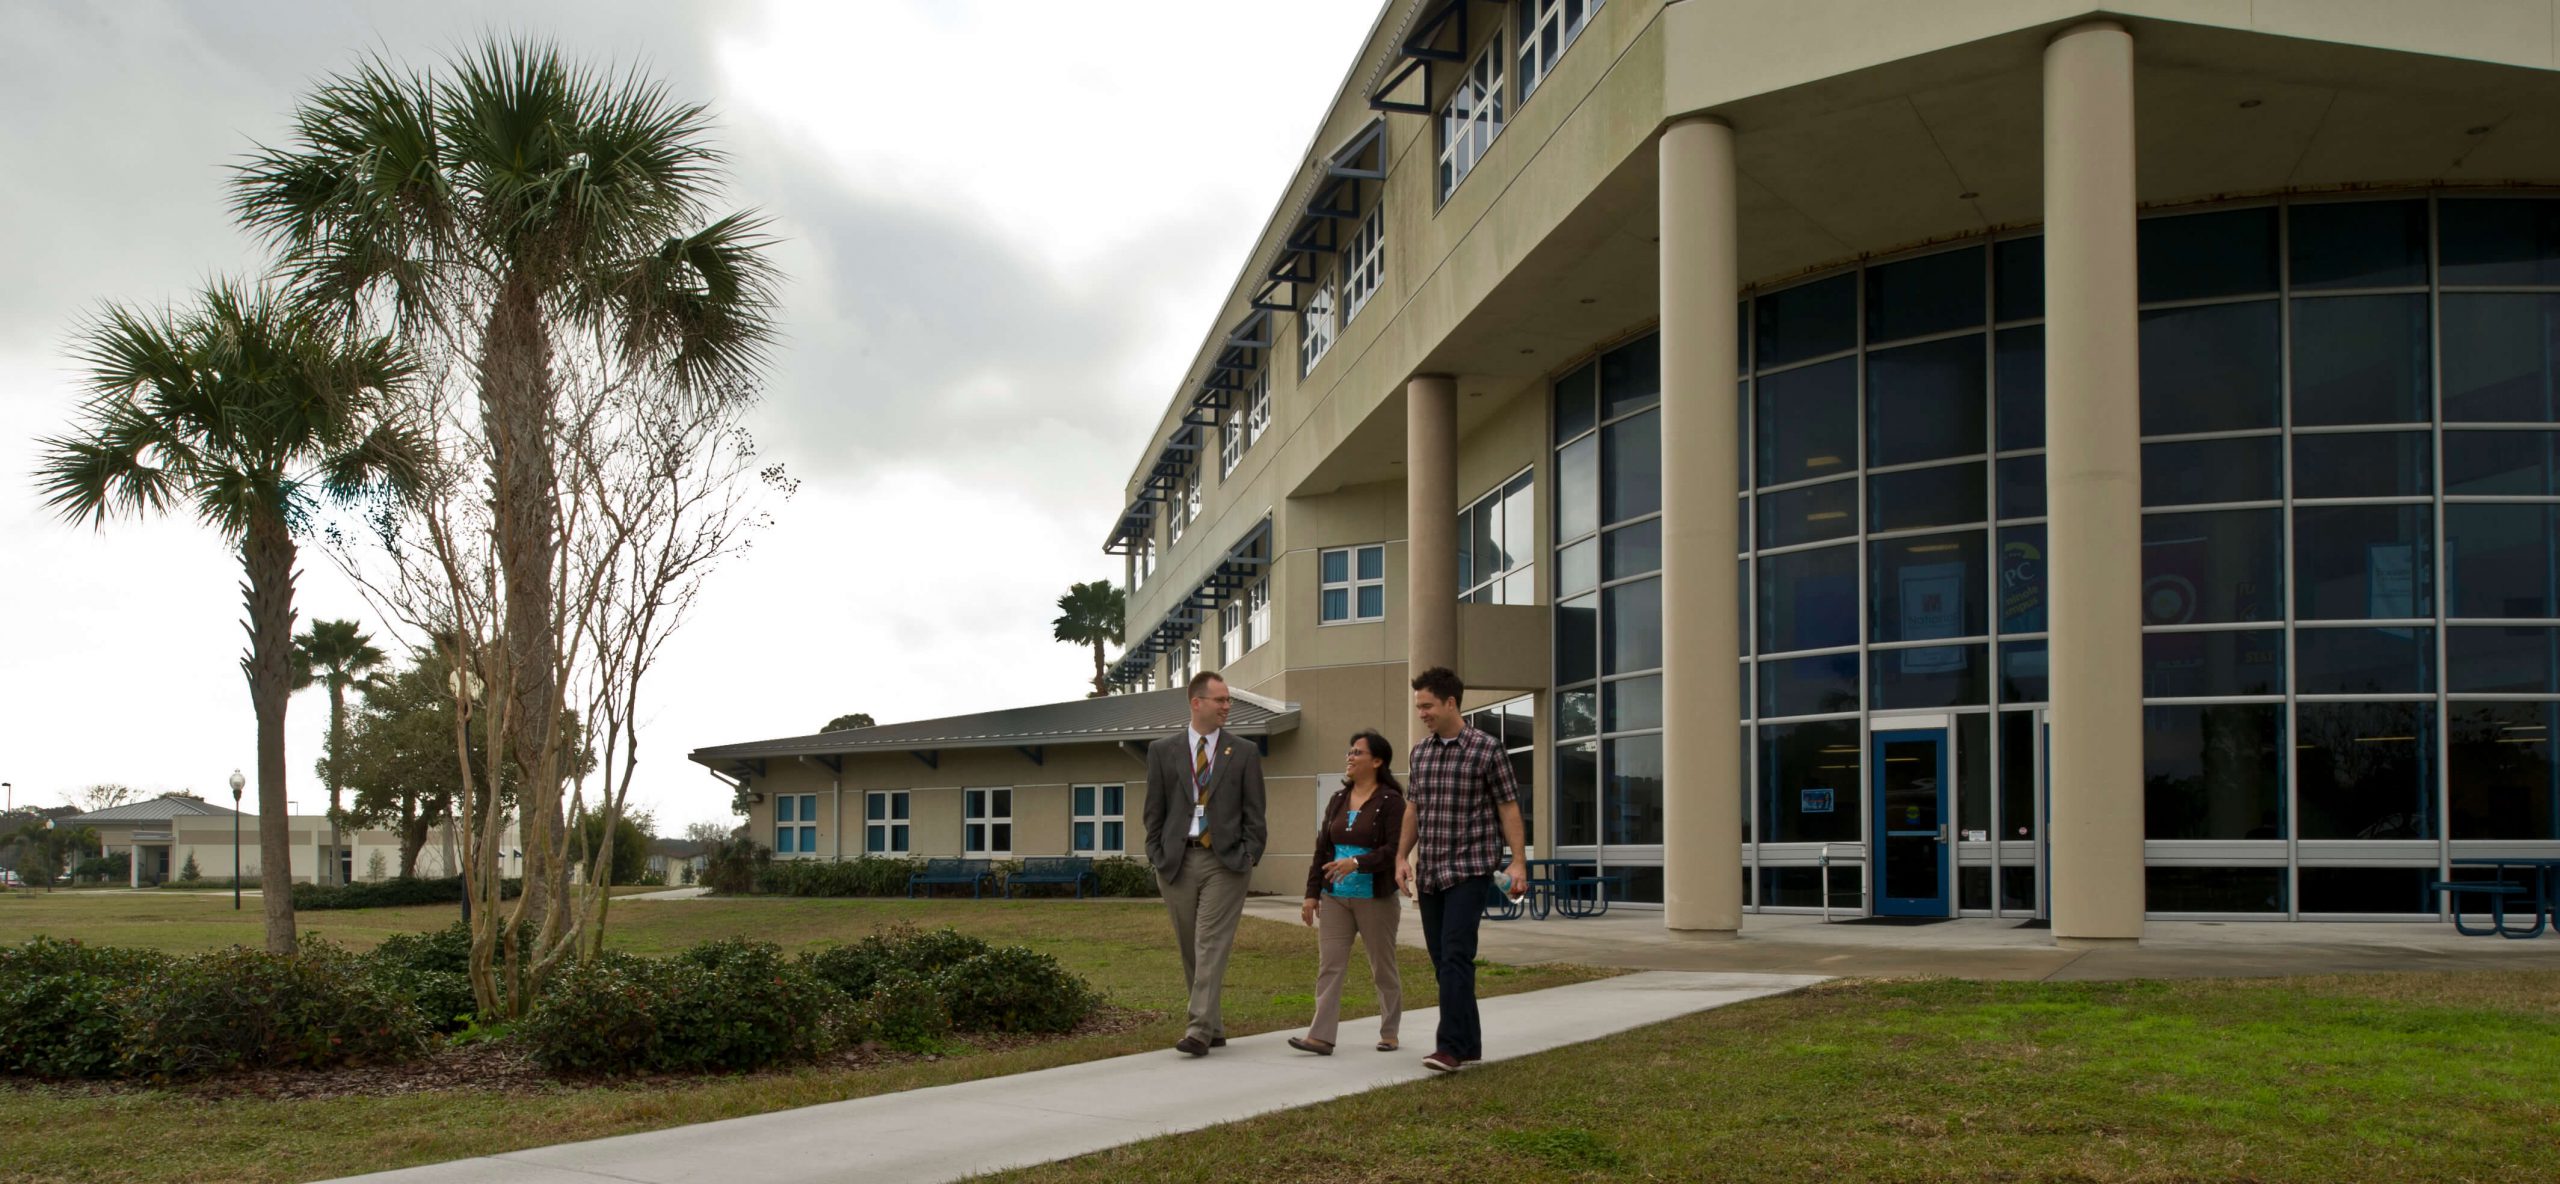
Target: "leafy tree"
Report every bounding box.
[39,282,428,953]
[180,852,201,882]
[821,713,874,733]
[571,808,652,888]
[236,40,783,961]
[293,618,386,886]
[1052,580,1126,697]
[4,821,99,890]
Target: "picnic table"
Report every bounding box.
[1485,858,1629,921]
[2438,858,2560,938]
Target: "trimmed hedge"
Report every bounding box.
[0,938,170,1079]
[120,941,430,1080]
[939,946,1100,1034]
[752,856,1159,898]
[520,940,852,1074]
[290,875,522,911]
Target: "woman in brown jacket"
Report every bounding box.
[1288,729,1407,1055]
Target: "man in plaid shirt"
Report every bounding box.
[1395,666,1528,1072]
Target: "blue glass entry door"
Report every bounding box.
[1872,729,1951,917]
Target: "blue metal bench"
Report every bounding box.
[2431,879,2542,938]
[1003,856,1097,899]
[907,857,995,899]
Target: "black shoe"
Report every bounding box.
[1209,1036,1227,1048]
[1175,1036,1209,1057]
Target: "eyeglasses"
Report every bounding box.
[1199,695,1233,705]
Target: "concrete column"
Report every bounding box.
[1405,374,1459,693]
[1658,115,1744,936]
[2042,21,2146,946]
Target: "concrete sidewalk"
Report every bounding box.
[315,970,1822,1184]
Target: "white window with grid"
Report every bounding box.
[1184,466,1202,523]
[1517,0,1602,103]
[1460,468,1537,605]
[964,788,1013,857]
[773,793,817,855]
[864,791,909,855]
[1221,598,1246,661]
[1246,369,1272,444]
[1248,577,1271,650]
[1438,40,1504,201]
[1341,206,1385,324]
[1072,784,1126,855]
[1167,483,1186,546]
[1222,408,1245,478]
[1319,544,1386,624]
[1300,282,1337,378]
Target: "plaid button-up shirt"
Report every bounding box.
[1406,725,1519,894]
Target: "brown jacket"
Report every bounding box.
[1303,781,1407,900]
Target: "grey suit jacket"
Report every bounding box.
[1142,731,1266,880]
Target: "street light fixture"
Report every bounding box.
[228,769,245,911]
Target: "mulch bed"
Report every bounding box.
[4,1007,1160,1102]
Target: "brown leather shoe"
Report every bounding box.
[1209,1036,1227,1048]
[1422,1051,1461,1072]
[1174,1036,1209,1057]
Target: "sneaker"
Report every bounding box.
[1422,1051,1462,1073]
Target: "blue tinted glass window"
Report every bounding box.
[1871,644,1988,709]
[2446,702,2560,840]
[1605,675,1663,732]
[1758,544,1858,654]
[2000,641,2049,702]
[2295,625,2435,695]
[2446,504,2559,619]
[1870,531,1988,643]
[2142,436,2281,507]
[2291,295,2430,426]
[2440,198,2560,287]
[2140,207,2278,302]
[2292,431,2432,499]
[2147,867,2288,913]
[1602,409,1660,525]
[1754,274,1855,368]
[1761,650,1863,717]
[1758,478,1856,549]
[1600,334,1661,420]
[1556,738,1597,846]
[2142,629,2284,697]
[1357,547,1382,580]
[1998,525,2047,634]
[1556,593,1597,686]
[2441,294,2560,423]
[1994,326,2044,450]
[1604,577,1662,674]
[1867,334,1987,467]
[1553,361,1598,440]
[2298,867,2434,915]
[1604,735,1665,845]
[2139,302,2281,435]
[1073,785,1094,815]
[1321,549,1349,584]
[1866,246,1985,344]
[2444,429,2560,494]
[1073,821,1094,851]
[1761,720,1861,843]
[2142,510,2281,626]
[1870,463,1986,534]
[2143,704,2284,840]
[1996,455,2045,521]
[1993,236,2043,323]
[2293,505,2433,621]
[1557,435,1598,541]
[2288,199,2428,290]
[1321,587,1349,621]
[1355,584,1383,619]
[1603,519,1660,581]
[2446,626,2560,693]
[775,797,794,823]
[1756,358,1857,486]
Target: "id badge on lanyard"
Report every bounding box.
[1188,802,1206,838]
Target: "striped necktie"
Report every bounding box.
[1193,735,1213,847]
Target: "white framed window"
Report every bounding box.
[1341,206,1385,324]
[1248,577,1271,650]
[1222,408,1245,478]
[1184,466,1202,523]
[773,793,817,855]
[1132,537,1155,591]
[964,788,1013,856]
[1319,544,1387,624]
[1246,369,1272,444]
[1460,468,1537,604]
[1517,0,1602,103]
[1439,39,1505,201]
[1176,636,1202,686]
[864,791,909,855]
[1167,480,1187,546]
[1299,282,1337,378]
[1072,784,1126,855]
[1221,598,1246,661]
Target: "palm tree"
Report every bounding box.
[1052,581,1127,698]
[38,282,427,953]
[294,618,386,887]
[233,41,781,931]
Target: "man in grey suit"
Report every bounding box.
[1145,670,1267,1057]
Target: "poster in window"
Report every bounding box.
[1899,561,1967,672]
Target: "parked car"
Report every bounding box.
[0,870,24,888]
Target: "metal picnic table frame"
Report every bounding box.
[2442,858,2560,939]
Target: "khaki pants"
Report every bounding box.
[1308,892,1402,1047]
[1161,846,1249,1043]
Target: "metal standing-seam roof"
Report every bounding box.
[687,687,1300,773]
[57,795,242,827]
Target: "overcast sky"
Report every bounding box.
[0,0,1380,832]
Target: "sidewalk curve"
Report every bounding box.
[315,970,1823,1184]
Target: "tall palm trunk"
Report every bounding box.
[325,684,346,886]
[242,511,301,955]
[1090,639,1107,698]
[479,275,565,952]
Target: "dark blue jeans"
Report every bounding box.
[1417,874,1490,1060]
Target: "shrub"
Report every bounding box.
[179,853,201,882]
[1092,857,1159,898]
[364,919,535,1031]
[851,971,953,1053]
[700,835,768,895]
[120,940,429,1079]
[801,923,994,1008]
[522,938,852,1074]
[758,856,919,897]
[291,875,522,910]
[0,938,170,1079]
[938,946,1099,1034]
[516,952,664,1074]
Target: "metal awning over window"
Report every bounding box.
[1109,516,1272,686]
[1366,0,1481,115]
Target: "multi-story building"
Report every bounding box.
[698,0,2560,940]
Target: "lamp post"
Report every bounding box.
[228,769,245,911]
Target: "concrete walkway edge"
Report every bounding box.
[316,970,1824,1184]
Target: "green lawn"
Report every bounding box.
[991,971,2560,1183]
[0,890,1606,1184]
